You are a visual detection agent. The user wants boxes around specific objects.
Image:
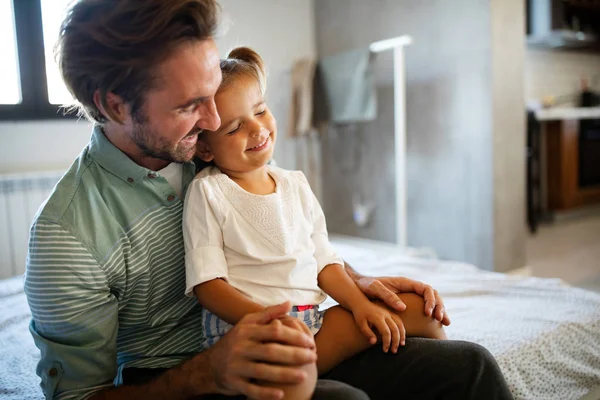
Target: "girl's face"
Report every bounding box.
[196,75,276,174]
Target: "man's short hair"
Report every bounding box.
[56,0,220,124]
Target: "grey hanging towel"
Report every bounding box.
[318,48,377,123]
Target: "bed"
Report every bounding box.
[1,235,599,400]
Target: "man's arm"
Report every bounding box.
[89,351,214,400]
[90,302,316,400]
[24,220,122,399]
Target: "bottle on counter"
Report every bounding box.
[580,77,600,108]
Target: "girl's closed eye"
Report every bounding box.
[255,109,266,116]
[226,124,241,135]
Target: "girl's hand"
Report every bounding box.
[351,301,406,353]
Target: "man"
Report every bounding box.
[24,1,513,399]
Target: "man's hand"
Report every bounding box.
[347,264,450,326]
[277,315,315,344]
[206,302,317,400]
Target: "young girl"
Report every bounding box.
[183,47,446,399]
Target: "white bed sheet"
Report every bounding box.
[328,235,600,400]
[1,236,599,399]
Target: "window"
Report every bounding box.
[0,0,75,120]
[0,0,21,105]
[41,0,74,105]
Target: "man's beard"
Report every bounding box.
[131,113,201,164]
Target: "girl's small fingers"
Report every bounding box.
[387,316,400,353]
[391,314,406,348]
[358,319,377,344]
[373,317,391,352]
[398,317,406,346]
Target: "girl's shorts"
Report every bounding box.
[200,305,324,349]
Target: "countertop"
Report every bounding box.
[535,107,600,121]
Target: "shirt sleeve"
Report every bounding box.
[182,178,228,297]
[293,171,344,273]
[24,220,118,400]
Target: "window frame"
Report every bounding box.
[0,0,76,121]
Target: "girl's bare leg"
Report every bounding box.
[315,293,446,375]
[259,362,317,400]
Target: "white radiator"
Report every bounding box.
[0,171,63,279]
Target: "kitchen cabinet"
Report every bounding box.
[527,0,600,50]
[544,118,600,210]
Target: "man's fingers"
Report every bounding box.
[375,281,407,312]
[244,342,317,366]
[442,312,451,326]
[240,362,307,385]
[423,287,436,317]
[280,317,313,337]
[246,301,292,325]
[434,304,445,322]
[247,321,314,348]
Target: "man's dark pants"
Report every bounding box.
[124,338,514,399]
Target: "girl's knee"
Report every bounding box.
[273,362,317,400]
[381,294,447,340]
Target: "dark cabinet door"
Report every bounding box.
[579,119,600,188]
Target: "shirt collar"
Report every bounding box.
[89,126,149,186]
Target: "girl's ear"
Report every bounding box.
[195,139,215,162]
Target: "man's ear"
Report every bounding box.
[93,90,129,124]
[195,139,215,162]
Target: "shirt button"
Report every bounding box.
[167,195,175,202]
[147,173,157,179]
[49,368,58,377]
[127,177,134,183]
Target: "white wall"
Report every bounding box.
[0,120,92,174]
[0,0,316,174]
[525,49,600,105]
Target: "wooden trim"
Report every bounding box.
[546,121,568,210]
[546,119,600,211]
[562,119,580,209]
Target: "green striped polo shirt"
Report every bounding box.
[24,127,202,400]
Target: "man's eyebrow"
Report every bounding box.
[175,96,209,110]
[254,100,265,108]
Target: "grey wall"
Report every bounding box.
[321,83,397,242]
[315,0,526,272]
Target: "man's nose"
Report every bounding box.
[197,100,221,131]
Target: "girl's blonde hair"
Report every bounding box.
[219,47,267,95]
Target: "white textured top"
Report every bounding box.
[182,165,344,306]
